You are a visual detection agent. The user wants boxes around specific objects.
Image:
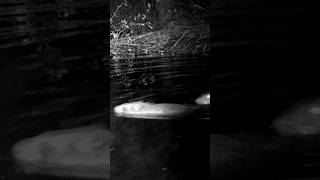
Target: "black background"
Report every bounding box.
[1,0,320,179]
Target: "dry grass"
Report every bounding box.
[110,21,210,59]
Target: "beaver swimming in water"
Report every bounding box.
[273,96,320,136]
[113,101,199,119]
[114,93,210,119]
[11,125,112,179]
[213,96,320,179]
[195,92,210,105]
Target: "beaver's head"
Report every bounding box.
[113,101,146,114]
[195,93,210,105]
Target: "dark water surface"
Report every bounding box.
[110,55,211,120]
[0,0,106,177]
[0,45,106,180]
[110,55,210,179]
[210,64,320,180]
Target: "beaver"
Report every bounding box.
[113,101,198,119]
[195,92,210,105]
[11,125,112,179]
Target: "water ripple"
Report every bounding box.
[110,55,210,120]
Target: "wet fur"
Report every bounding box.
[114,101,197,119]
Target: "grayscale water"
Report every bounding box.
[110,55,210,120]
[110,55,210,180]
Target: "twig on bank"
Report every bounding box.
[170,30,189,50]
[134,32,153,40]
[110,0,127,23]
[115,43,153,47]
[202,44,207,52]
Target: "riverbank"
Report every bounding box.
[110,20,210,59]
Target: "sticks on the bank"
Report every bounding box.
[170,30,189,50]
